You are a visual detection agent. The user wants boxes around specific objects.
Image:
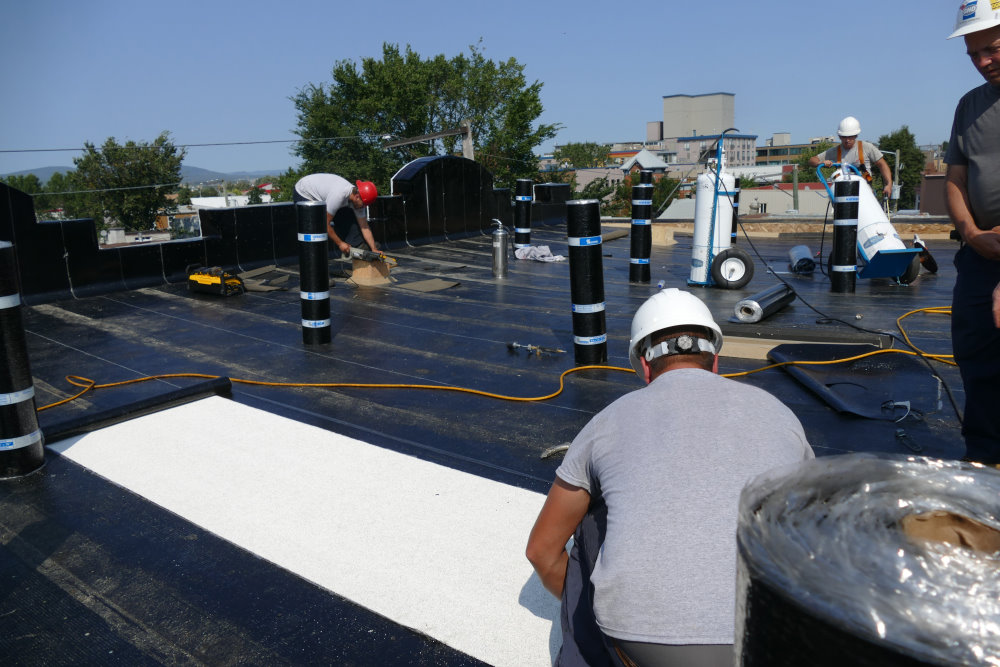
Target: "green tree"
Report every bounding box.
[176,185,194,206]
[536,168,576,193]
[601,173,679,217]
[579,176,613,201]
[291,42,560,193]
[269,167,304,203]
[246,186,263,205]
[875,126,925,209]
[784,142,833,183]
[1,173,43,195]
[71,132,186,231]
[552,142,610,168]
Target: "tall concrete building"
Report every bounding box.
[662,93,734,139]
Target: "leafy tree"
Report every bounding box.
[246,186,263,205]
[71,132,185,231]
[875,126,924,209]
[176,185,194,206]
[601,173,678,217]
[291,42,560,193]
[784,142,833,183]
[536,168,576,192]
[269,167,304,203]
[552,142,610,169]
[579,176,614,201]
[1,173,43,195]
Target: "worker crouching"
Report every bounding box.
[526,288,814,666]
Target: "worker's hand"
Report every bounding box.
[994,283,1000,328]
[966,227,1000,262]
[824,160,833,168]
[337,240,350,255]
[883,185,892,199]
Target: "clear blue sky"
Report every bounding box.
[0,0,978,176]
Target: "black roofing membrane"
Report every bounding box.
[4,219,965,663]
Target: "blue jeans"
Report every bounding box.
[952,243,1000,462]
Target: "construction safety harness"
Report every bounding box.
[838,141,874,183]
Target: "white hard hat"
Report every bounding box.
[949,1,1000,39]
[628,288,723,376]
[837,116,861,137]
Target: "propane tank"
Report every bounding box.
[690,164,735,284]
[492,219,508,278]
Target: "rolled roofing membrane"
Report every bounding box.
[48,396,559,667]
[737,454,1000,665]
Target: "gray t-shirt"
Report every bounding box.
[556,368,813,645]
[819,140,883,175]
[946,83,1000,230]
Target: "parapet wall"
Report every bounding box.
[0,157,570,305]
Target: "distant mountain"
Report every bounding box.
[1,165,286,185]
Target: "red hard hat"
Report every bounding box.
[356,180,378,205]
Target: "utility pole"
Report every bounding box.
[792,164,799,213]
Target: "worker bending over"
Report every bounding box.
[294,173,380,256]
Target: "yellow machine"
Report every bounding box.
[187,266,246,296]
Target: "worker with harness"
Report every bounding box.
[526,289,813,667]
[809,116,894,200]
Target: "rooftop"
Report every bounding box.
[0,171,965,664]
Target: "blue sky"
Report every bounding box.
[0,0,978,176]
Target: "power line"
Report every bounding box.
[0,136,366,155]
[37,182,182,196]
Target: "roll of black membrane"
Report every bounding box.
[831,179,859,294]
[629,183,653,284]
[737,454,1000,666]
[734,284,795,323]
[514,179,533,250]
[0,241,44,478]
[567,199,607,365]
[297,201,331,345]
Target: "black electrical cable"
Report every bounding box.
[711,177,964,425]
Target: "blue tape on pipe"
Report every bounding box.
[571,302,606,313]
[0,429,42,451]
[297,233,328,242]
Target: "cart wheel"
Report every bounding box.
[897,255,921,285]
[711,247,754,289]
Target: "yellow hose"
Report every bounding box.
[37,306,954,412]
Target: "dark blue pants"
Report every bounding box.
[557,495,624,667]
[557,498,734,667]
[952,244,1000,462]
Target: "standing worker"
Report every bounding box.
[294,173,380,256]
[809,116,894,199]
[526,289,813,666]
[945,2,1000,464]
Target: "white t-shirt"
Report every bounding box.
[295,173,364,219]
